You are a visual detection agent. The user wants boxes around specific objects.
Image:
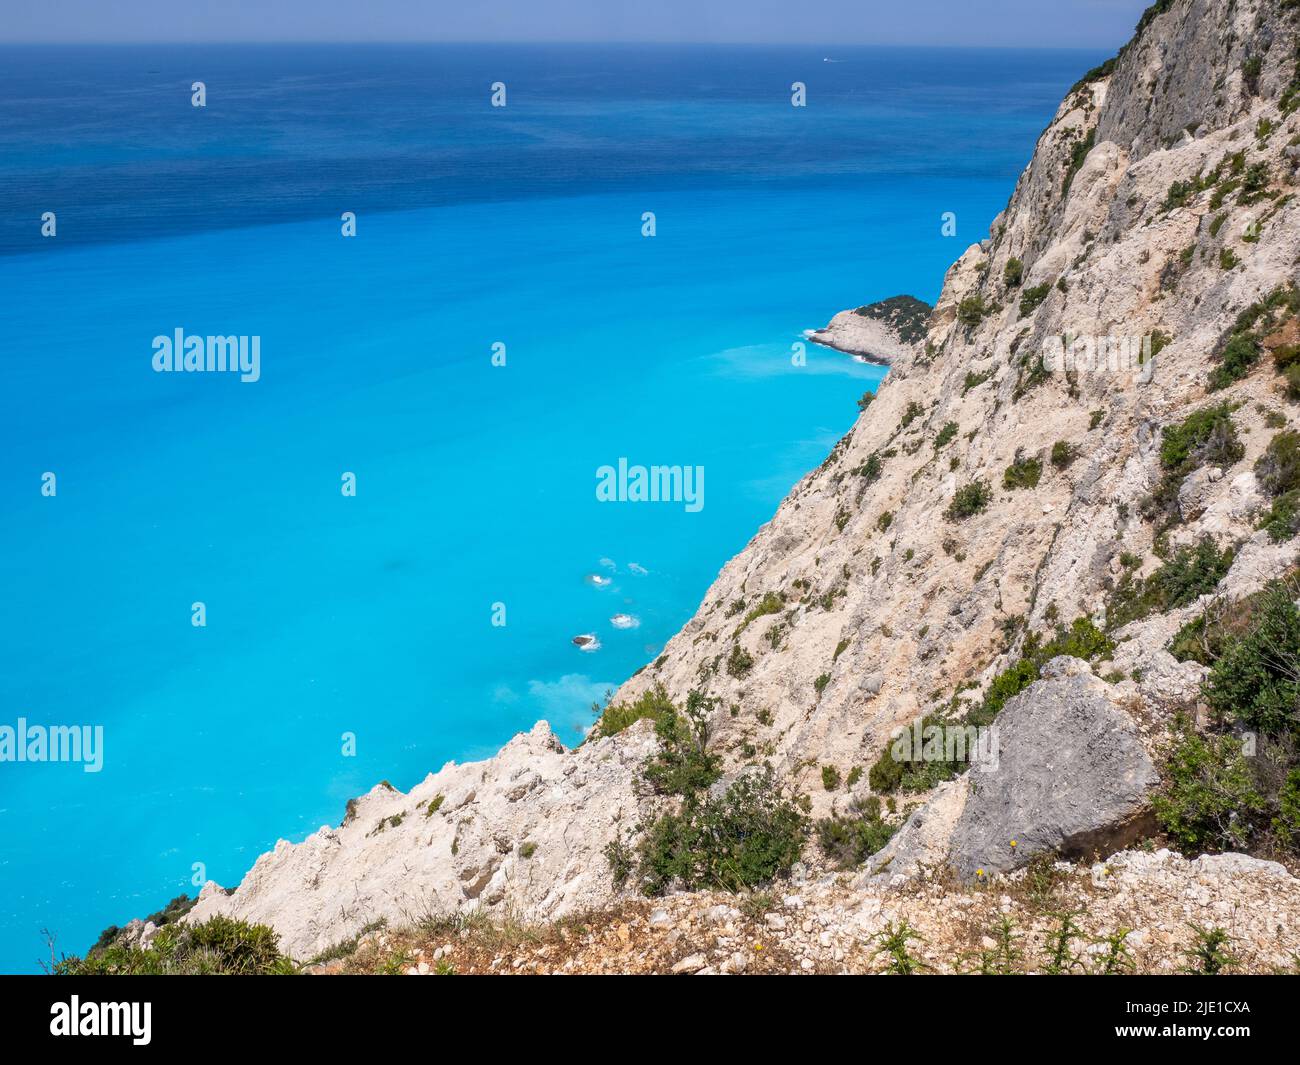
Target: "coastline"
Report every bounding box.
[803,326,894,366]
[805,294,933,365]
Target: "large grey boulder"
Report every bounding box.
[948,656,1159,878]
[863,657,1159,883]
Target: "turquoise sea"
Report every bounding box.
[0,43,1104,971]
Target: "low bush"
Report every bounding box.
[1256,430,1300,498]
[591,684,676,740]
[816,796,896,869]
[1106,537,1235,629]
[1018,282,1051,318]
[1003,452,1042,490]
[1285,365,1300,400]
[735,591,784,635]
[868,709,972,793]
[1259,489,1300,542]
[642,690,722,797]
[57,916,294,976]
[1203,580,1300,735]
[632,767,808,895]
[1050,440,1077,469]
[967,618,1114,728]
[945,480,991,521]
[1152,721,1267,853]
[1143,404,1243,529]
[726,643,754,678]
[1209,285,1300,391]
[958,295,989,328]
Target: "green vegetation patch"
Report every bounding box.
[1106,537,1235,630]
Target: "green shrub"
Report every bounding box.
[1152,723,1265,852]
[934,421,958,449]
[962,368,994,394]
[857,390,876,411]
[1203,581,1300,734]
[945,480,991,521]
[1062,128,1095,194]
[1004,258,1024,288]
[632,767,808,895]
[1259,490,1300,542]
[967,618,1114,728]
[592,684,676,740]
[1241,161,1269,196]
[1050,440,1077,469]
[1285,365,1300,401]
[726,643,754,678]
[816,797,896,869]
[1209,285,1300,390]
[1106,537,1235,629]
[821,764,841,790]
[735,591,784,635]
[1158,403,1243,471]
[642,691,722,796]
[58,916,294,976]
[1003,453,1042,490]
[1256,430,1300,498]
[868,709,973,794]
[958,295,989,328]
[877,511,893,533]
[900,401,925,429]
[1018,282,1051,317]
[1209,333,1259,390]
[1242,55,1264,95]
[1275,343,1300,372]
[967,660,1039,729]
[856,452,885,484]
[1144,404,1243,527]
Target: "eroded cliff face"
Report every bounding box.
[611,0,1300,817]
[181,0,1300,960]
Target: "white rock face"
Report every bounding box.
[607,0,1300,822]
[808,308,919,364]
[185,721,659,960]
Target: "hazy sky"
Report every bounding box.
[3,0,1153,48]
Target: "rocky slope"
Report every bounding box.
[320,849,1300,975]
[174,0,1300,968]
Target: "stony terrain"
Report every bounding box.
[318,849,1300,975]
[128,0,1300,974]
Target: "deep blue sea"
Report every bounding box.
[0,43,1104,971]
